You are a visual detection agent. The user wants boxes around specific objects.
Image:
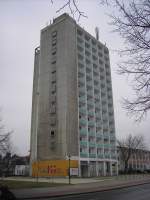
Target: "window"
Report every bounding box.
[104,48,109,54]
[50,117,56,125]
[78,53,84,60]
[85,50,90,56]
[92,55,97,61]
[99,59,103,65]
[104,56,109,62]
[98,52,103,57]
[100,67,104,72]
[92,47,97,53]
[52,69,56,74]
[52,39,57,46]
[51,84,56,92]
[51,95,56,102]
[85,58,91,64]
[51,130,55,137]
[51,60,56,64]
[51,72,56,83]
[50,141,55,150]
[77,37,83,43]
[106,71,110,76]
[51,64,56,72]
[105,64,109,68]
[77,29,83,36]
[93,64,97,69]
[85,34,90,41]
[51,105,56,114]
[78,45,84,52]
[52,51,56,55]
[52,47,57,53]
[52,31,57,37]
[51,101,55,105]
[98,44,102,50]
[85,42,90,49]
[51,91,56,95]
[92,39,96,46]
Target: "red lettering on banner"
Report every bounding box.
[48,165,56,174]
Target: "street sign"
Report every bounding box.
[70,168,78,176]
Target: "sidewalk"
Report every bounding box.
[3,176,108,184]
[8,175,150,199]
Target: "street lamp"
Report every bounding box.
[68,154,71,184]
[66,154,71,184]
[36,160,39,183]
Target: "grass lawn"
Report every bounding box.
[0,180,67,189]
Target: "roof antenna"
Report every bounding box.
[95,27,99,41]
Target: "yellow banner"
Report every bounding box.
[32,160,78,177]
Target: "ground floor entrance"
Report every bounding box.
[80,160,118,177]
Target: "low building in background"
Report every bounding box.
[15,165,29,176]
[118,147,150,173]
[0,154,30,177]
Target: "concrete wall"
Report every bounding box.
[30,47,40,164]
[35,14,79,161]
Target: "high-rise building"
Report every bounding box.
[30,13,118,177]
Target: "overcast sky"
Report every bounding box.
[0,0,150,155]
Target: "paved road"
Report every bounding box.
[41,183,150,200]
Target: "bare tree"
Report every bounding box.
[108,0,150,121]
[0,119,12,156]
[0,117,13,176]
[98,0,150,121]
[117,134,145,172]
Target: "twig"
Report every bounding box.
[55,0,87,21]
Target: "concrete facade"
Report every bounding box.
[30,13,118,177]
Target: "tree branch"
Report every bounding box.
[54,0,87,21]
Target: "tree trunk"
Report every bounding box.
[124,161,128,173]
